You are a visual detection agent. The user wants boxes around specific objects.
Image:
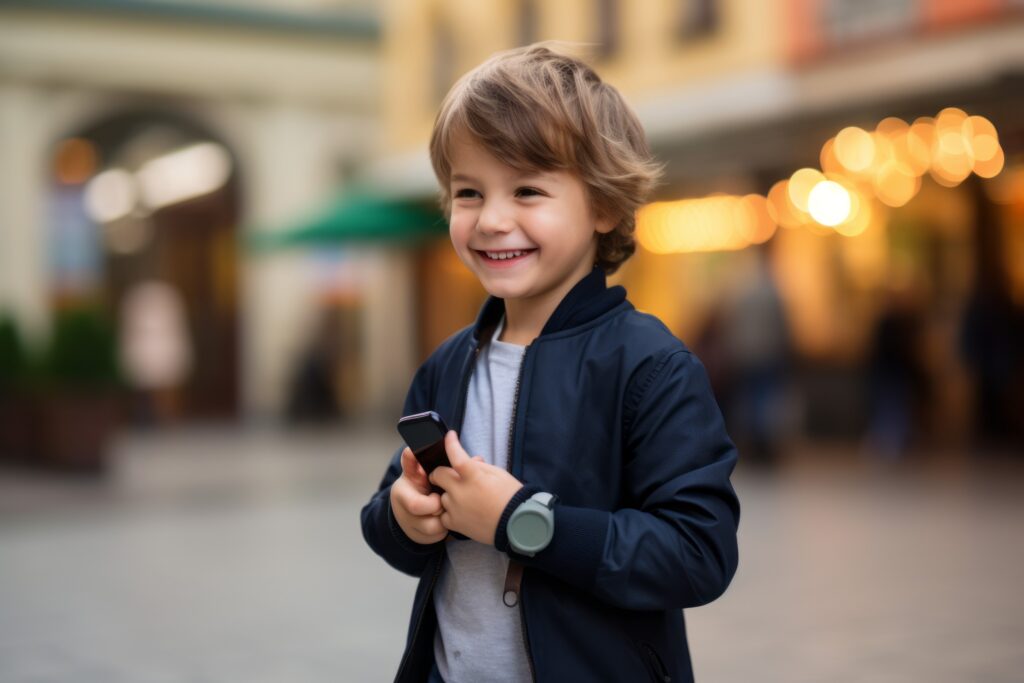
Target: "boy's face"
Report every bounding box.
[447,135,613,312]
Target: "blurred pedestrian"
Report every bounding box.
[960,282,1024,452]
[865,285,928,459]
[360,44,739,683]
[722,243,791,466]
[285,307,341,424]
[119,281,191,423]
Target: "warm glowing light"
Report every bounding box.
[788,168,825,212]
[767,180,807,229]
[820,138,845,177]
[963,115,997,140]
[935,107,968,135]
[85,168,137,223]
[938,131,968,156]
[834,194,875,238]
[963,115,1001,163]
[740,194,777,245]
[931,144,973,187]
[53,138,98,185]
[637,194,779,254]
[875,117,908,139]
[971,134,1000,162]
[873,161,921,207]
[808,180,852,227]
[636,202,671,254]
[834,126,875,173]
[973,147,1005,179]
[137,142,232,210]
[905,118,935,176]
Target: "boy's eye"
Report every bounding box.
[516,187,544,198]
[453,188,481,199]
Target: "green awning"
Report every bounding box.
[250,192,447,250]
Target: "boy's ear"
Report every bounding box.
[594,213,616,235]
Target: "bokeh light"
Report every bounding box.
[833,189,873,238]
[637,193,781,254]
[834,126,875,174]
[767,180,807,230]
[85,168,137,224]
[873,160,920,207]
[905,118,936,176]
[808,180,852,227]
[788,168,826,212]
[137,142,232,210]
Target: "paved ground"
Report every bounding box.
[0,426,1022,682]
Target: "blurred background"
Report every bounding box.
[1,1,1022,681]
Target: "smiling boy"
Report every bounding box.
[361,44,740,682]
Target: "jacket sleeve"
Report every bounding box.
[359,359,446,577]
[505,349,740,610]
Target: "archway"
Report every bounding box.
[49,109,241,422]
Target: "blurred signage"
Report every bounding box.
[787,0,1024,63]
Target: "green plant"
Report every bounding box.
[0,313,28,393]
[43,306,120,389]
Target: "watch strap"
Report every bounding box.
[494,483,541,554]
[532,492,556,509]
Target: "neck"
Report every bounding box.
[499,260,599,345]
[500,297,553,345]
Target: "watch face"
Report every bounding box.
[512,509,552,551]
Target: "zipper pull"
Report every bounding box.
[502,561,524,607]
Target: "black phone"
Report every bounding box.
[397,411,451,493]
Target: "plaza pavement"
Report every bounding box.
[1,425,1021,682]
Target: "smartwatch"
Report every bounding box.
[507,492,557,557]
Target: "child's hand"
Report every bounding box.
[390,448,447,545]
[430,431,523,546]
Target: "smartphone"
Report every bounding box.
[397,411,451,493]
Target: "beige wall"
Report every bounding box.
[0,7,383,418]
[382,0,783,155]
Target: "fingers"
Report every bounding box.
[394,477,442,516]
[407,490,443,517]
[430,465,458,491]
[400,447,429,493]
[444,431,472,472]
[411,514,446,540]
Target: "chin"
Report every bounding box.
[481,283,522,300]
[476,277,527,301]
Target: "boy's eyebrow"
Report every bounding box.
[450,170,551,184]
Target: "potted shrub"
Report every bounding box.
[0,314,34,463]
[36,306,123,473]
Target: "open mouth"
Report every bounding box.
[475,248,537,263]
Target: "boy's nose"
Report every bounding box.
[476,201,514,234]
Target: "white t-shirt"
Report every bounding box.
[432,317,531,683]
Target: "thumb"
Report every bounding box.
[400,447,429,492]
[444,430,472,473]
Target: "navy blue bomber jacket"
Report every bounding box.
[360,266,740,682]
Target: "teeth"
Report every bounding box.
[485,250,527,260]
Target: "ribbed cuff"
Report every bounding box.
[494,483,542,553]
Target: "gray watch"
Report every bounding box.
[507,492,557,557]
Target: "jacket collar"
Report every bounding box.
[471,266,627,342]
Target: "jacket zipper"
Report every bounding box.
[393,555,444,682]
[641,642,672,682]
[503,344,537,682]
[394,341,481,683]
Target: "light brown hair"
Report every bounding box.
[429,43,662,274]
